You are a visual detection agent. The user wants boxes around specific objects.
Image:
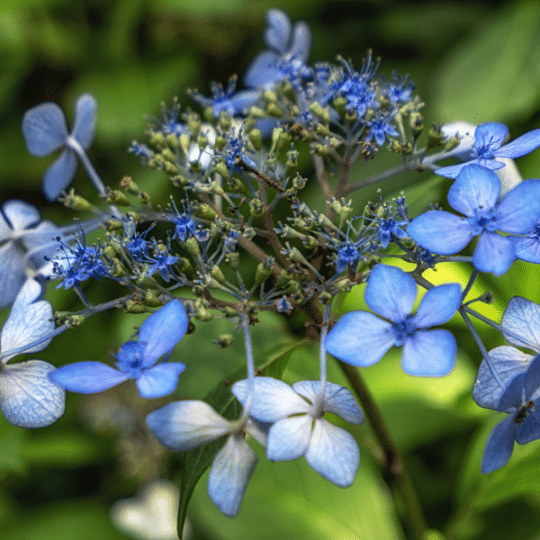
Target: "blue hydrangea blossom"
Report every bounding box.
[435,122,540,179]
[232,377,363,487]
[243,9,312,89]
[473,348,540,473]
[0,279,65,428]
[22,94,97,201]
[325,264,462,376]
[49,300,188,398]
[146,400,267,517]
[407,164,540,275]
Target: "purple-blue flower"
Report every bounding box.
[407,164,540,275]
[325,264,462,376]
[49,300,188,398]
[22,94,97,201]
[435,122,540,179]
[243,9,312,89]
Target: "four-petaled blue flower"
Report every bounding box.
[407,164,540,275]
[232,377,363,487]
[243,9,312,89]
[0,279,65,428]
[22,94,97,201]
[49,300,188,398]
[325,263,462,376]
[146,400,267,517]
[435,122,540,179]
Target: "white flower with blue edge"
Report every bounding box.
[232,377,363,487]
[0,279,65,428]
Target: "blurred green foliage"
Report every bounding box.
[2,0,540,539]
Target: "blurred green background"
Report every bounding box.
[2,0,540,539]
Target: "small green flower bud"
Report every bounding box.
[192,284,205,297]
[125,300,147,314]
[196,307,214,322]
[243,227,256,240]
[309,101,331,123]
[266,102,283,118]
[302,236,319,250]
[250,199,265,217]
[143,292,163,307]
[276,268,293,288]
[444,135,460,152]
[248,106,267,118]
[59,189,95,212]
[120,176,140,195]
[210,265,227,284]
[184,237,201,258]
[248,128,263,151]
[427,125,444,149]
[255,262,273,285]
[106,189,130,206]
[166,134,180,150]
[314,144,330,157]
[195,203,218,221]
[227,251,240,270]
[214,334,234,348]
[319,292,333,305]
[66,315,85,328]
[293,173,307,190]
[410,112,424,137]
[150,131,166,147]
[215,135,227,152]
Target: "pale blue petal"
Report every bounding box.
[435,162,473,179]
[324,311,394,367]
[495,179,540,233]
[229,91,259,114]
[136,363,186,398]
[473,232,514,276]
[138,300,188,366]
[413,283,461,328]
[146,400,229,451]
[289,22,312,63]
[365,264,417,321]
[524,353,540,399]
[243,51,280,88]
[502,296,540,351]
[266,416,312,461]
[472,346,533,410]
[516,410,540,445]
[42,149,78,201]
[481,415,515,474]
[512,235,540,264]
[292,381,364,425]
[305,419,359,487]
[22,102,68,156]
[1,278,53,361]
[71,94,97,149]
[232,377,309,422]
[407,211,473,254]
[447,165,500,216]
[208,435,257,517]
[245,418,269,448]
[0,360,65,428]
[497,372,525,411]
[48,361,129,393]
[402,330,456,376]
[1,200,41,233]
[495,128,540,159]
[0,243,26,309]
[264,9,292,52]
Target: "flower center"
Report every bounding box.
[391,315,416,346]
[515,400,535,424]
[469,206,498,235]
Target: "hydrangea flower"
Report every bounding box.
[365,114,399,146]
[49,300,188,398]
[146,400,267,516]
[325,264,462,376]
[232,377,363,487]
[0,200,103,308]
[473,348,540,473]
[435,122,540,179]
[407,164,540,275]
[439,121,524,198]
[189,77,259,119]
[0,279,65,428]
[22,94,97,201]
[243,9,312,89]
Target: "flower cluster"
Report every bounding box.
[4,6,540,535]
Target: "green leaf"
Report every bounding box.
[433,2,540,123]
[189,445,404,540]
[20,431,106,468]
[177,337,309,533]
[2,502,130,540]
